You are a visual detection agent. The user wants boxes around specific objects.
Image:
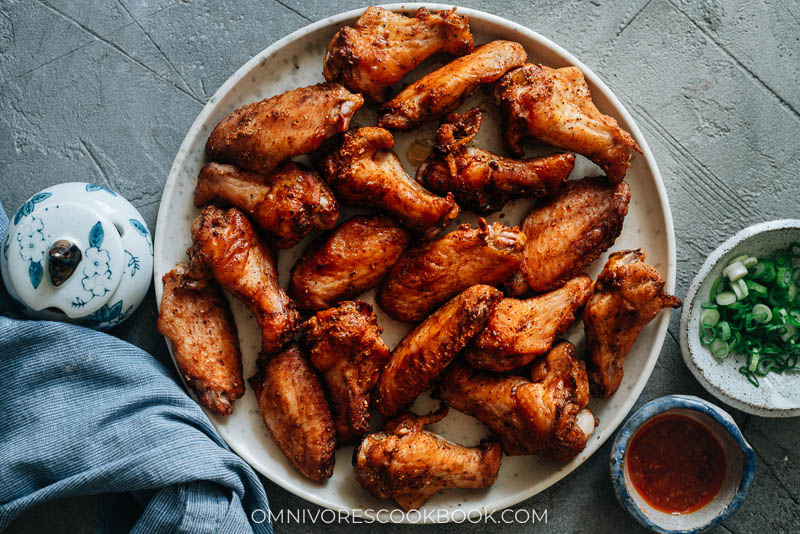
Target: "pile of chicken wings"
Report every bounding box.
[156,6,680,511]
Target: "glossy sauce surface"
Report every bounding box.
[627,414,726,515]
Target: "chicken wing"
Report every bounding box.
[188,206,299,355]
[378,219,524,322]
[321,127,459,238]
[323,6,474,102]
[194,161,338,249]
[435,341,595,461]
[249,344,335,481]
[157,263,244,416]
[301,301,391,444]
[354,405,502,510]
[511,177,630,295]
[375,284,502,416]
[584,249,681,397]
[416,108,574,214]
[465,275,592,372]
[493,64,641,183]
[206,82,364,175]
[289,215,412,311]
[378,40,527,130]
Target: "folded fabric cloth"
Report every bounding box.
[0,202,272,534]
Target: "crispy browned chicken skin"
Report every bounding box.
[375,285,502,416]
[188,206,299,355]
[435,341,594,461]
[249,344,335,481]
[157,263,244,416]
[379,40,527,130]
[416,108,574,214]
[584,249,680,397]
[354,405,502,510]
[465,275,593,372]
[321,127,459,238]
[378,219,524,322]
[206,83,364,175]
[511,177,630,295]
[195,161,338,249]
[323,7,474,102]
[301,301,391,445]
[493,64,641,183]
[289,215,412,311]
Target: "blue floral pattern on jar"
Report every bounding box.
[16,216,46,289]
[80,221,114,299]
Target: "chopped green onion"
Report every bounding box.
[716,321,731,341]
[788,284,798,302]
[716,291,737,306]
[710,277,725,301]
[732,279,749,300]
[700,326,715,345]
[723,261,748,281]
[701,308,721,327]
[774,307,789,325]
[777,266,792,289]
[744,279,768,298]
[776,251,792,266]
[700,250,800,387]
[748,352,759,372]
[710,338,729,359]
[739,366,759,387]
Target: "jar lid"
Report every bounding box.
[4,199,125,317]
[1,183,154,328]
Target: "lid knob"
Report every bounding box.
[48,239,82,287]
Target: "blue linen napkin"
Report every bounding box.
[0,202,273,534]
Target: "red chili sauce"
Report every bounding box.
[626,414,726,515]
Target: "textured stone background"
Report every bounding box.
[2,0,799,532]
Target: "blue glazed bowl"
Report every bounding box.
[610,395,755,533]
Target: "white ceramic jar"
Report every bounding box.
[1,183,154,330]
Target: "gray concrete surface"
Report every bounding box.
[2,0,799,532]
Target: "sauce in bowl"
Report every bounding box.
[627,414,726,515]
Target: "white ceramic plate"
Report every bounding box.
[154,4,676,522]
[680,220,800,418]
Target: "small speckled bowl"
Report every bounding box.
[680,220,800,417]
[611,395,755,533]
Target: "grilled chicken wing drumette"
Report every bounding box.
[289,215,412,311]
[321,127,459,238]
[301,301,391,445]
[206,82,363,175]
[378,219,525,322]
[435,341,595,461]
[249,344,335,481]
[379,40,527,130]
[465,275,593,372]
[584,249,681,397]
[354,405,502,511]
[510,177,630,295]
[416,108,574,214]
[195,161,338,249]
[157,263,244,416]
[375,285,502,417]
[493,64,641,183]
[323,6,474,102]
[188,206,299,355]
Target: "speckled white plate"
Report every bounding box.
[680,220,800,418]
[154,4,676,522]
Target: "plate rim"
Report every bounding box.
[154,2,678,520]
[679,218,800,418]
